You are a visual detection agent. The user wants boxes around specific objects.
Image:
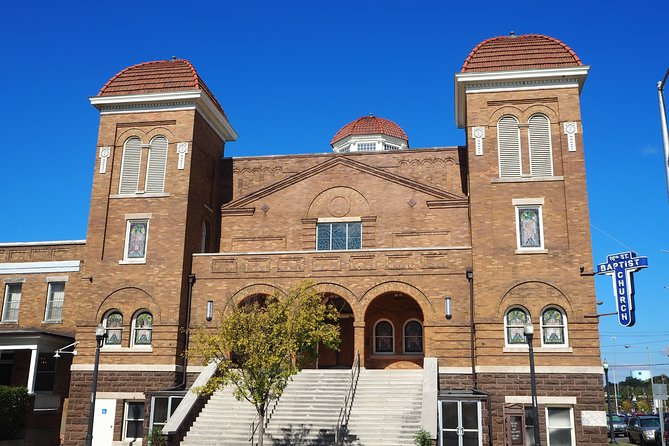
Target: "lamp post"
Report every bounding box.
[604,360,617,443]
[525,322,541,446]
[85,324,107,446]
[611,336,620,414]
[657,68,669,203]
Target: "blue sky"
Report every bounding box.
[1,0,668,382]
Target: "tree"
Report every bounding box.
[189,281,341,446]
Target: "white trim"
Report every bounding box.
[316,217,362,223]
[438,367,475,374]
[0,261,80,274]
[515,204,544,251]
[0,240,85,247]
[45,276,69,283]
[90,90,237,142]
[130,310,153,348]
[512,197,545,205]
[505,395,577,405]
[402,319,424,354]
[110,193,170,199]
[491,176,564,184]
[475,365,603,374]
[528,114,554,177]
[373,319,395,354]
[123,400,145,441]
[504,306,530,348]
[71,364,183,372]
[454,66,590,128]
[123,219,149,263]
[98,392,145,399]
[540,306,569,348]
[125,213,153,220]
[193,245,473,257]
[27,348,37,393]
[545,406,576,446]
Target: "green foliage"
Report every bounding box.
[189,280,340,445]
[414,429,432,446]
[147,425,167,446]
[0,386,29,440]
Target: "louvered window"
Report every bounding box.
[497,116,521,177]
[528,114,553,177]
[145,136,168,193]
[119,137,142,194]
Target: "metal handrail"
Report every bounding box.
[334,350,361,445]
[249,394,281,444]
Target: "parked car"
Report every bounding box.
[607,414,628,437]
[628,415,661,445]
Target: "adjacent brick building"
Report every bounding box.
[0,33,608,445]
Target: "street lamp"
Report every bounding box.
[625,345,655,413]
[603,360,617,443]
[85,324,107,446]
[525,322,542,446]
[610,336,620,414]
[657,68,669,204]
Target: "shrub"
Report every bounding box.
[147,425,167,446]
[0,386,29,440]
[414,428,432,446]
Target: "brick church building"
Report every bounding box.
[0,33,609,445]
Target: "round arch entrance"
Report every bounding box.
[318,295,355,369]
[364,292,424,369]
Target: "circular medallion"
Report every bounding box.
[565,123,576,134]
[328,196,350,217]
[100,147,110,157]
[473,127,484,139]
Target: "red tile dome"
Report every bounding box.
[97,58,227,119]
[461,34,583,73]
[331,115,408,145]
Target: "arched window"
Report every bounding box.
[541,307,567,346]
[119,137,142,194]
[145,136,168,193]
[403,320,423,353]
[505,307,530,346]
[104,311,123,346]
[374,320,394,354]
[132,311,153,346]
[528,114,553,177]
[497,115,521,177]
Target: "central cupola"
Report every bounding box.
[330,115,409,152]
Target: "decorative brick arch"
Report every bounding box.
[522,105,559,123]
[115,126,176,145]
[226,283,285,309]
[359,281,434,318]
[306,281,361,320]
[96,286,160,323]
[497,280,573,319]
[488,106,525,127]
[306,186,372,219]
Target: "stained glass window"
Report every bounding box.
[517,207,542,249]
[375,320,394,353]
[542,308,566,345]
[105,312,123,345]
[506,308,529,345]
[133,311,153,346]
[404,320,423,353]
[126,220,148,260]
[316,222,362,250]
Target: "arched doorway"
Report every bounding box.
[363,292,424,369]
[318,295,355,368]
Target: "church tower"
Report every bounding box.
[64,59,236,445]
[455,35,605,444]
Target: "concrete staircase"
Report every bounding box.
[344,369,423,446]
[180,368,423,446]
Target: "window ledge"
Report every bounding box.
[515,249,548,255]
[102,346,153,353]
[0,321,18,325]
[370,353,423,358]
[42,320,63,324]
[119,259,147,265]
[110,193,170,199]
[536,346,572,353]
[492,176,564,184]
[503,346,528,352]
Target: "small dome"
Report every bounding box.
[331,115,408,146]
[461,34,583,73]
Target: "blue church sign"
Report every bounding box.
[597,251,648,327]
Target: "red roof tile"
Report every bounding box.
[331,116,408,145]
[97,59,227,118]
[461,34,582,73]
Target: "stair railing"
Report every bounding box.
[334,350,361,445]
[249,393,281,445]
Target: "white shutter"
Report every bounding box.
[145,136,168,193]
[119,138,142,194]
[497,116,521,177]
[528,114,553,177]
